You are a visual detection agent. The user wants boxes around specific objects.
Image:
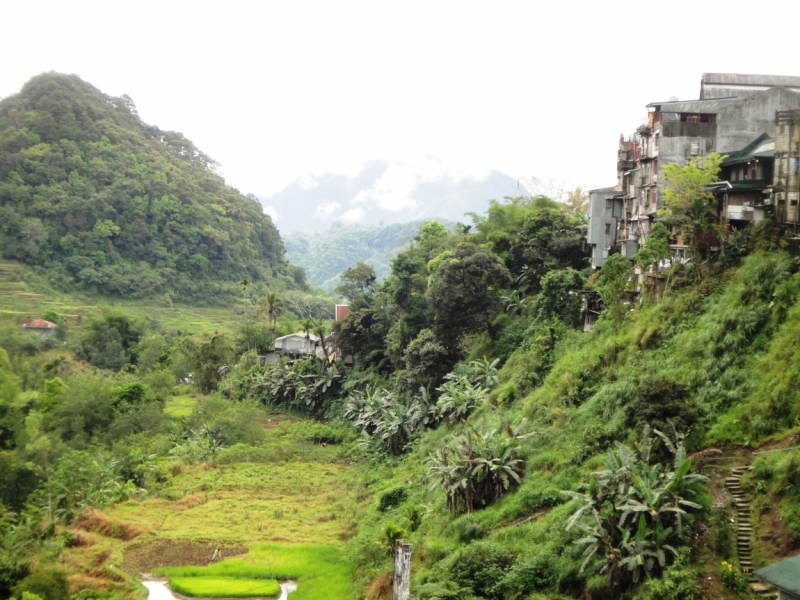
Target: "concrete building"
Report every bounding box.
[274,332,320,357]
[609,74,800,261]
[710,134,775,226]
[586,187,623,269]
[774,109,800,225]
[22,319,57,335]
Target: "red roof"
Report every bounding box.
[25,319,57,328]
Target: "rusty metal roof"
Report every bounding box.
[24,319,56,328]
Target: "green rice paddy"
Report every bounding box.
[157,544,352,600]
[169,577,281,598]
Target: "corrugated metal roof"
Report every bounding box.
[274,332,319,342]
[701,73,800,99]
[723,134,775,163]
[647,98,738,113]
[754,554,800,595]
[703,73,800,87]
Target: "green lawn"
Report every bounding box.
[170,577,281,598]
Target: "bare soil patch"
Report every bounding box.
[73,509,145,540]
[121,539,249,575]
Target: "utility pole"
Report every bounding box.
[393,540,412,600]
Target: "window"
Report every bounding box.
[680,113,715,123]
[605,223,611,235]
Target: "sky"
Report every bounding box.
[2,0,799,204]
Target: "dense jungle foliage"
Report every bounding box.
[0,73,296,304]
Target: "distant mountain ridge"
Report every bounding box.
[285,220,440,291]
[0,73,292,304]
[259,163,521,234]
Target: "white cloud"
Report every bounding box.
[313,200,342,219]
[339,207,366,222]
[298,174,320,190]
[262,205,279,221]
[350,164,420,211]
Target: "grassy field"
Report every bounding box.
[157,544,352,600]
[164,395,198,418]
[104,460,354,545]
[169,577,281,598]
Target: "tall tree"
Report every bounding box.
[426,243,511,346]
[335,262,377,304]
[660,153,724,267]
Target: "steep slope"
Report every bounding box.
[0,72,288,304]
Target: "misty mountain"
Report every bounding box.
[258,162,521,234]
[285,220,450,291]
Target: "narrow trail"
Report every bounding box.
[725,465,776,599]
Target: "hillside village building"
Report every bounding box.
[588,73,800,268]
[22,319,57,335]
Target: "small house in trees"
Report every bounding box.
[22,319,57,335]
[754,554,800,599]
[274,333,320,357]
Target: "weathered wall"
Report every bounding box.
[393,540,411,600]
[587,190,623,269]
[717,88,800,153]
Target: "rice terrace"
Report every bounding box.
[56,423,358,600]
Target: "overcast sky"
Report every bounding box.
[2,0,799,202]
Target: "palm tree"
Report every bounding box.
[300,317,316,340]
[257,291,285,329]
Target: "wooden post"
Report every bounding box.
[393,539,411,600]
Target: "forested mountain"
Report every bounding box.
[285,220,449,290]
[0,73,293,304]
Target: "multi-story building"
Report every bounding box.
[589,73,800,267]
[774,109,800,224]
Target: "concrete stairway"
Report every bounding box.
[725,466,777,599]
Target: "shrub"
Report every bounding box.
[640,551,701,600]
[448,514,486,543]
[447,542,516,600]
[378,487,407,512]
[11,569,70,600]
[719,561,748,594]
[711,509,735,559]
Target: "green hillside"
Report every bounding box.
[0,73,295,305]
[284,220,449,291]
